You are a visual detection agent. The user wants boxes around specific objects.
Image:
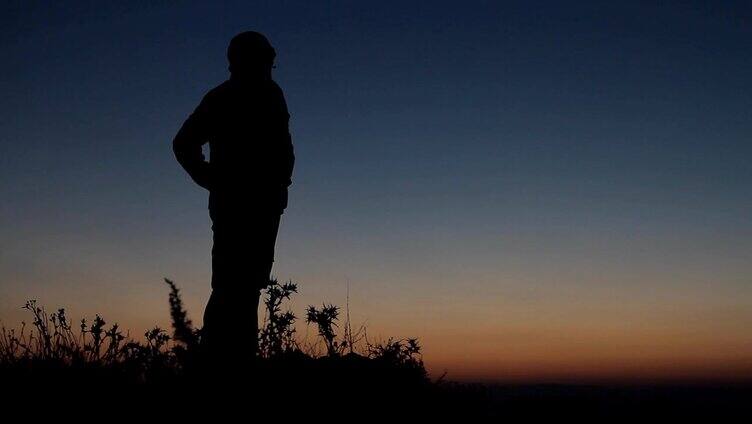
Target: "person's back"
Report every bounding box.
[188,78,293,215]
[172,31,294,364]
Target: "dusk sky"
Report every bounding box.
[2,1,751,382]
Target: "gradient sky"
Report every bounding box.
[2,1,751,382]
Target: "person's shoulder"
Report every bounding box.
[192,81,231,113]
[204,81,232,102]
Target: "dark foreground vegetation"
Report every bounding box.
[0,279,472,418]
[1,279,748,419]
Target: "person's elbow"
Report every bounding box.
[172,127,193,164]
[172,136,184,162]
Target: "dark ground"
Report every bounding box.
[2,361,748,420]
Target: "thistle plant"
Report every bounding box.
[306,303,342,357]
[258,279,299,357]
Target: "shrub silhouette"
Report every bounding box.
[0,278,429,396]
[164,278,199,348]
[6,279,729,419]
[0,279,469,420]
[258,279,299,357]
[306,303,341,356]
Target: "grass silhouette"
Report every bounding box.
[0,278,427,373]
[2,279,747,419]
[0,278,452,418]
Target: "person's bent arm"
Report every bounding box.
[173,95,213,190]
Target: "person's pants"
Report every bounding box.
[201,210,282,360]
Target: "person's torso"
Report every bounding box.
[204,79,290,214]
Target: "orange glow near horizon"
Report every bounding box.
[2,269,751,384]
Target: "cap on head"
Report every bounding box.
[227,31,276,73]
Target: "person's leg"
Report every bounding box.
[201,220,231,361]
[256,212,282,290]
[245,212,281,359]
[202,211,282,358]
[202,289,236,353]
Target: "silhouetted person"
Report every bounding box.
[172,31,294,364]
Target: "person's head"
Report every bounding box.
[227,31,276,80]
